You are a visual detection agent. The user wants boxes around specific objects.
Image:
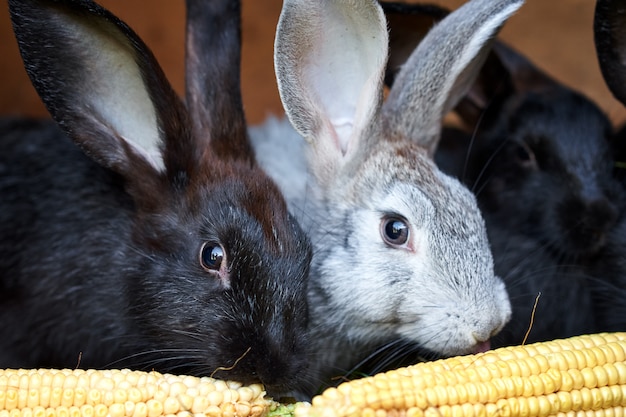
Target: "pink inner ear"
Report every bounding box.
[71,21,161,151]
[280,0,387,158]
[329,117,354,156]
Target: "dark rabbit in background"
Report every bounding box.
[383,1,625,347]
[0,0,311,395]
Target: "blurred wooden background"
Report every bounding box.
[1,0,625,127]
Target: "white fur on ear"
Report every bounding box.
[59,15,163,171]
[275,0,387,158]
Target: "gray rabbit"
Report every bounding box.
[383,1,625,346]
[251,0,522,395]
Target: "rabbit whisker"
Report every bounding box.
[104,349,207,369]
[470,140,508,195]
[460,107,490,184]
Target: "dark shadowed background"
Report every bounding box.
[1,0,625,127]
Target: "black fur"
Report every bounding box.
[612,125,626,186]
[1,0,311,395]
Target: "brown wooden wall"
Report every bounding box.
[1,0,625,126]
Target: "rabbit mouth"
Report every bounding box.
[471,339,491,353]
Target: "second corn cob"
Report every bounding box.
[296,332,626,417]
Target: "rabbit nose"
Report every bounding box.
[582,197,619,245]
[587,198,619,231]
[577,178,619,228]
[469,315,505,352]
[560,194,619,254]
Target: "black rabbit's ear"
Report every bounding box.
[594,0,626,106]
[184,0,254,164]
[453,41,560,128]
[8,0,191,200]
[382,2,449,87]
[451,42,515,128]
[490,42,560,93]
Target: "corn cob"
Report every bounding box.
[3,334,626,417]
[0,368,272,417]
[295,332,626,417]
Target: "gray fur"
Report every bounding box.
[251,0,523,396]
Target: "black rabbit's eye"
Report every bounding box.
[200,242,225,272]
[381,217,410,247]
[516,145,532,162]
[515,139,538,169]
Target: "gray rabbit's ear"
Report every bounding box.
[274,0,387,182]
[8,0,189,177]
[595,0,626,106]
[382,0,524,157]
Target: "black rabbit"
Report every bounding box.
[0,0,311,395]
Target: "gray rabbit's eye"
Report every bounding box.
[381,217,410,247]
[199,242,225,272]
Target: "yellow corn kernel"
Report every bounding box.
[4,333,626,417]
[0,369,269,417]
[296,333,626,417]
